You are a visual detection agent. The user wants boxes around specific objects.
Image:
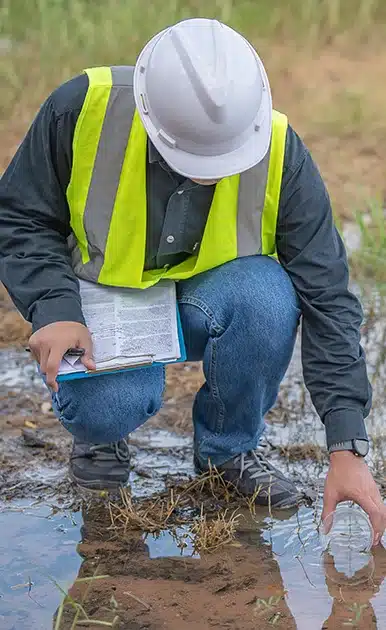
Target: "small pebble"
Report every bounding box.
[41,402,52,414]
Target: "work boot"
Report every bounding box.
[69,437,131,491]
[196,449,302,509]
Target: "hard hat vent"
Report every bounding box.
[134,18,272,179]
[170,21,229,123]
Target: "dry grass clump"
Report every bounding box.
[278,443,328,463]
[188,505,242,553]
[108,467,253,553]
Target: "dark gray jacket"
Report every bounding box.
[0,73,372,447]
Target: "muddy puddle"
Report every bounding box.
[0,302,386,629]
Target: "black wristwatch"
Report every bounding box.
[328,439,369,457]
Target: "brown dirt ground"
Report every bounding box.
[0,284,31,348]
[266,43,386,220]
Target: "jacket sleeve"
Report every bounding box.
[276,125,372,448]
[0,93,86,332]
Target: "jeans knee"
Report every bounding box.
[51,368,164,443]
[241,296,299,362]
[238,257,299,322]
[213,259,299,363]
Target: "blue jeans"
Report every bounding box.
[50,256,300,466]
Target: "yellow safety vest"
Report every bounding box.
[67,66,287,289]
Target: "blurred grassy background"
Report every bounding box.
[1,0,386,280]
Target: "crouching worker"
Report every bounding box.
[1,18,384,541]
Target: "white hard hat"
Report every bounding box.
[133,18,272,180]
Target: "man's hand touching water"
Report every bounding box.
[322,451,386,546]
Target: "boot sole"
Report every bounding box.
[69,469,129,493]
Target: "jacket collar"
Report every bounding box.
[148,140,163,164]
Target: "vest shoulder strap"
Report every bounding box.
[236,109,288,257]
[67,66,138,275]
[85,65,135,88]
[261,109,288,255]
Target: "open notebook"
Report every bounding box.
[57,279,186,381]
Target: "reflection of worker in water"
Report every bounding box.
[54,502,295,628]
[52,501,152,627]
[322,545,386,628]
[0,19,384,535]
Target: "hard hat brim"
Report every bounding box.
[134,26,272,180]
[148,99,272,180]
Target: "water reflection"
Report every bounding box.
[0,502,82,630]
[260,506,386,629]
[322,545,386,628]
[0,494,385,628]
[46,500,386,629]
[52,500,297,629]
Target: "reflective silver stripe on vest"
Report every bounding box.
[71,66,136,281]
[236,147,270,257]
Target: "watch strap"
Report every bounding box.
[328,439,369,457]
[328,440,354,453]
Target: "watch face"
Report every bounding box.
[354,439,369,457]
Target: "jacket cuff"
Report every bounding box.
[324,410,369,449]
[31,297,86,333]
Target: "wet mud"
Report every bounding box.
[1,293,386,629]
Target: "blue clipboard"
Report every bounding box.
[57,306,186,382]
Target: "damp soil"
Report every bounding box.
[1,293,386,629]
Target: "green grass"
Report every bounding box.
[3,0,386,57]
[1,0,386,121]
[350,200,386,289]
[342,602,368,627]
[50,571,119,629]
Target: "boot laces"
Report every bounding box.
[234,449,277,481]
[88,438,130,463]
